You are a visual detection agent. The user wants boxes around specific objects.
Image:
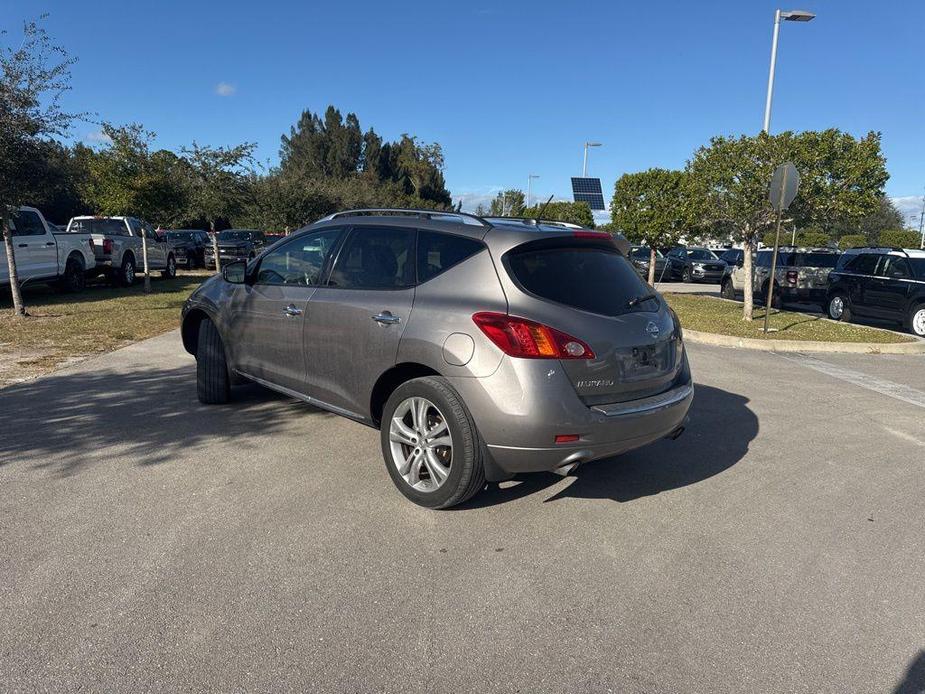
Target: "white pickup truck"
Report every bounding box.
[1,206,97,292]
[67,215,177,286]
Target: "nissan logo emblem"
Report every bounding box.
[646,322,660,339]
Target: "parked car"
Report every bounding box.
[718,248,744,267]
[721,247,841,309]
[166,230,210,269]
[67,216,177,286]
[628,246,669,282]
[826,247,925,337]
[265,233,287,245]
[203,229,266,269]
[0,206,96,292]
[181,209,693,509]
[664,247,726,283]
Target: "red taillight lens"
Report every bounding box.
[102,239,113,254]
[555,434,580,444]
[472,312,595,359]
[573,231,611,240]
[786,270,798,284]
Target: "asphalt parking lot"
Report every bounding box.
[2,332,924,693]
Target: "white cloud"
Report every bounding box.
[215,82,236,97]
[84,130,112,144]
[890,195,923,228]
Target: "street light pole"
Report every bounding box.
[528,174,540,208]
[763,9,815,133]
[582,142,602,177]
[919,188,924,249]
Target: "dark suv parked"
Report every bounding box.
[166,230,210,269]
[664,247,726,283]
[826,247,925,337]
[181,209,693,508]
[204,229,266,269]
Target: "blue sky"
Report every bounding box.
[3,0,923,224]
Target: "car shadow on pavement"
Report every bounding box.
[459,384,757,508]
[0,366,330,476]
[894,650,925,694]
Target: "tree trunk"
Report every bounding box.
[647,247,657,285]
[210,220,221,273]
[141,231,151,294]
[742,237,754,321]
[2,214,27,318]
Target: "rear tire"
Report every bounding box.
[760,282,782,310]
[161,253,177,278]
[380,376,486,509]
[196,318,231,404]
[721,278,736,300]
[681,267,692,283]
[827,293,852,322]
[57,255,86,293]
[116,254,136,287]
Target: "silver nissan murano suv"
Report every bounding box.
[181,209,693,508]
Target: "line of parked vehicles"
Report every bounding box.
[1,206,285,293]
[629,242,925,337]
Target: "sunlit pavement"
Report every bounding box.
[2,331,924,692]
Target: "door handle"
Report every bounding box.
[372,311,401,325]
[17,243,28,248]
[283,304,303,316]
[45,242,55,247]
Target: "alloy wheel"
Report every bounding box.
[388,397,453,492]
[829,296,844,319]
[912,308,925,337]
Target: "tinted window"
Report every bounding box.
[798,253,839,268]
[255,228,342,286]
[219,230,257,241]
[329,226,415,289]
[94,219,128,236]
[909,259,925,279]
[417,231,484,283]
[878,256,912,279]
[506,245,653,317]
[776,252,794,266]
[846,253,879,275]
[720,250,742,263]
[167,232,194,241]
[10,210,46,236]
[756,251,773,268]
[687,249,719,261]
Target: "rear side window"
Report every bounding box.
[756,251,773,268]
[417,231,484,283]
[878,256,912,279]
[846,253,878,275]
[506,244,652,317]
[909,258,925,279]
[329,226,415,289]
[776,252,794,266]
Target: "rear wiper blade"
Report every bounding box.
[627,292,658,308]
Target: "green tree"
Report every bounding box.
[878,229,920,248]
[521,201,595,228]
[839,234,867,249]
[761,227,830,248]
[0,17,80,316]
[832,197,904,243]
[686,130,886,320]
[488,190,526,217]
[611,169,688,283]
[181,141,256,272]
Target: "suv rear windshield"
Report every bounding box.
[797,252,839,268]
[506,244,654,317]
[167,232,194,241]
[219,231,257,241]
[687,249,719,261]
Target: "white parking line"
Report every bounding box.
[775,353,925,410]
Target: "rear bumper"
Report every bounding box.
[778,286,827,302]
[447,350,693,475]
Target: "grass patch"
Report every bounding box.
[0,272,210,377]
[664,293,913,343]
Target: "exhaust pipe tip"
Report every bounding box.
[552,462,579,477]
[666,425,685,441]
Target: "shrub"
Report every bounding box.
[878,229,920,248]
[839,234,867,249]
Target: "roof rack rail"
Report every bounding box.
[320,208,490,227]
[481,216,586,229]
[844,245,909,256]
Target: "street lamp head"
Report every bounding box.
[781,9,815,21]
[585,142,602,147]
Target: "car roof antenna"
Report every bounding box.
[535,195,554,224]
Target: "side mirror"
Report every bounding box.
[222,260,247,284]
[736,257,744,268]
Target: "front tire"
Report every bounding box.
[907,304,925,338]
[196,319,231,404]
[721,278,736,300]
[116,254,136,287]
[380,376,486,509]
[681,267,692,283]
[827,293,852,323]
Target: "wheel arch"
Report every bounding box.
[65,250,85,269]
[181,308,212,356]
[370,362,442,427]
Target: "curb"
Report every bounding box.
[684,329,925,355]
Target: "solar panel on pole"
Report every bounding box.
[571,177,605,210]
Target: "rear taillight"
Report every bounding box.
[573,231,611,240]
[786,270,798,284]
[102,238,113,255]
[472,312,595,360]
